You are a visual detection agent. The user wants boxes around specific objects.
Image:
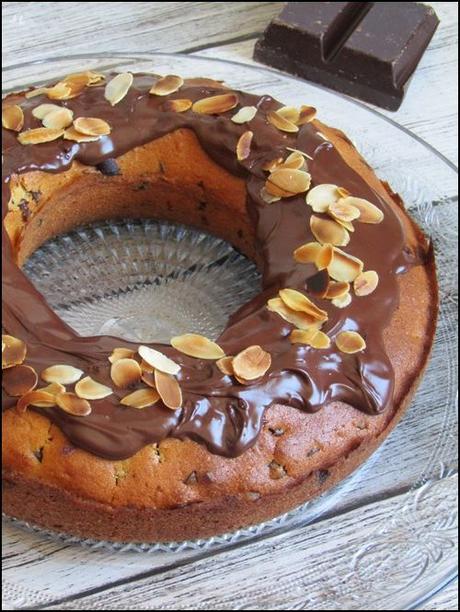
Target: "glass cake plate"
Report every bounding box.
[2,53,458,611]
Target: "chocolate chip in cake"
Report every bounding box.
[268,426,285,437]
[96,158,120,176]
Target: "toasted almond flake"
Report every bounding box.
[141,370,156,387]
[328,200,361,223]
[236,130,253,161]
[75,376,112,400]
[110,358,142,388]
[267,297,319,330]
[150,74,184,96]
[2,105,24,131]
[316,243,334,270]
[109,347,135,363]
[336,331,366,354]
[332,293,352,309]
[138,345,180,375]
[140,359,154,373]
[84,71,106,86]
[280,151,305,170]
[279,288,328,321]
[261,157,283,172]
[276,106,300,123]
[264,179,296,198]
[17,127,64,145]
[268,168,311,195]
[289,328,319,345]
[41,364,83,385]
[154,370,182,409]
[310,215,350,247]
[216,356,235,376]
[2,365,38,396]
[16,390,55,413]
[63,126,100,142]
[104,72,133,106]
[354,270,379,296]
[286,147,313,160]
[192,93,239,114]
[297,105,317,125]
[56,392,91,416]
[120,387,160,409]
[266,110,299,133]
[231,105,257,124]
[42,107,74,129]
[337,186,351,198]
[306,184,340,213]
[309,330,331,349]
[61,74,91,98]
[170,334,225,360]
[2,335,27,369]
[46,82,72,100]
[25,87,48,99]
[325,281,350,299]
[233,345,271,381]
[66,71,104,87]
[32,103,63,120]
[39,382,66,397]
[260,187,281,203]
[341,196,384,224]
[293,241,322,264]
[334,217,355,232]
[73,117,111,136]
[328,248,364,282]
[162,98,192,112]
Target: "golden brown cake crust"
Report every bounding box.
[2,109,438,541]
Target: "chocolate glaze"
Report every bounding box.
[2,74,418,460]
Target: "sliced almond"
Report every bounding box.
[192,93,239,114]
[310,215,350,247]
[306,184,340,213]
[17,128,64,145]
[46,82,72,100]
[120,387,160,409]
[316,243,334,270]
[332,293,352,309]
[354,270,379,296]
[65,71,104,87]
[276,106,300,123]
[297,105,317,125]
[267,297,319,330]
[293,242,322,264]
[150,74,184,96]
[154,370,182,409]
[260,186,281,203]
[2,105,24,131]
[110,358,142,388]
[264,180,296,198]
[261,157,283,172]
[341,196,384,224]
[231,105,257,124]
[289,328,319,345]
[61,73,91,98]
[286,147,313,160]
[170,334,225,360]
[336,331,366,354]
[42,107,74,129]
[328,200,361,223]
[232,345,271,381]
[309,330,331,349]
[32,103,63,120]
[39,382,66,397]
[25,87,48,99]
[63,126,100,143]
[337,186,351,198]
[236,130,253,161]
[266,110,299,133]
[140,359,154,373]
[56,392,91,416]
[104,72,133,106]
[141,370,156,387]
[108,347,135,363]
[75,376,112,400]
[16,390,55,413]
[84,71,106,86]
[2,335,27,369]
[138,345,180,375]
[73,117,111,136]
[268,168,311,195]
[216,356,235,376]
[279,151,306,171]
[162,98,192,113]
[328,248,364,282]
[279,288,328,322]
[325,281,350,299]
[41,364,83,385]
[2,365,38,396]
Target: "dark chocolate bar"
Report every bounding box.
[254,2,439,110]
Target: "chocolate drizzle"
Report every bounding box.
[2,74,416,460]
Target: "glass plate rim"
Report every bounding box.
[2,50,458,174]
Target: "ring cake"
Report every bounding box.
[2,71,438,542]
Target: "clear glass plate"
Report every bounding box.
[2,53,458,611]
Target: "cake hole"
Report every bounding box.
[23,219,261,343]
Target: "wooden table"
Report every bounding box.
[2,3,458,610]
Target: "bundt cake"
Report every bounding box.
[2,70,438,542]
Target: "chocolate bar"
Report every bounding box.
[254,2,439,110]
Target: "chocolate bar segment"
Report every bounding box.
[254,2,439,110]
